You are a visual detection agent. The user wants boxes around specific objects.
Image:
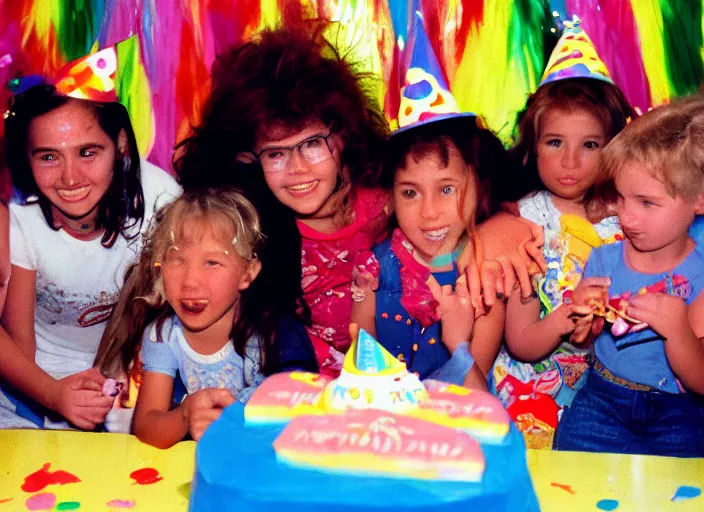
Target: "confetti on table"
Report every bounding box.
[130,468,163,485]
[672,486,701,502]
[25,493,56,511]
[106,499,136,508]
[21,463,81,492]
[550,482,576,494]
[596,499,619,511]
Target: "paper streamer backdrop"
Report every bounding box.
[1,0,703,180]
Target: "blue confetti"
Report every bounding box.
[672,486,701,502]
[596,499,619,511]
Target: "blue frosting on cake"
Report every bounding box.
[190,403,540,512]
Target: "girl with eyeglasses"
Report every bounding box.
[174,25,390,377]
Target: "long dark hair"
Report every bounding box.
[173,25,386,332]
[4,84,145,247]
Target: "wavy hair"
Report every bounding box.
[173,23,389,205]
[4,84,144,248]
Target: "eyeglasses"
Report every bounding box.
[255,132,333,172]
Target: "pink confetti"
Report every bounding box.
[106,499,136,508]
[25,493,56,511]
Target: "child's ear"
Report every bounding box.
[694,191,704,215]
[236,152,257,164]
[238,259,262,291]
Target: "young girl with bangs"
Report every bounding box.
[351,117,509,387]
[0,84,180,431]
[492,76,637,448]
[99,189,292,448]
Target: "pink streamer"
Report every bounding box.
[565,0,651,112]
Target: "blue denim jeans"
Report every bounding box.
[554,369,704,457]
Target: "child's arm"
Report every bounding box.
[504,292,576,362]
[425,275,481,386]
[462,364,488,390]
[2,265,38,359]
[627,291,704,394]
[0,325,113,429]
[476,212,547,302]
[133,372,236,448]
[0,268,113,429]
[349,251,380,338]
[349,290,377,338]
[470,302,505,376]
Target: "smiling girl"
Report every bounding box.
[175,26,390,377]
[351,117,501,389]
[0,84,180,430]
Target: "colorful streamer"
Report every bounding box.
[0,0,702,174]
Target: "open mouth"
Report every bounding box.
[422,227,449,242]
[286,180,319,196]
[181,299,208,314]
[57,186,90,202]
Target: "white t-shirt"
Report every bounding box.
[9,161,182,379]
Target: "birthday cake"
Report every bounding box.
[190,330,539,511]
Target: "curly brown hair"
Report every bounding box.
[174,23,389,199]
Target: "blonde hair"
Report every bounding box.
[601,94,704,203]
[142,188,263,307]
[95,188,264,378]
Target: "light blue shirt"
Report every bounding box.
[585,242,704,393]
[141,316,264,403]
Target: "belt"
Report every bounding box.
[591,356,656,392]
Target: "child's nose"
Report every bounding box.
[61,155,81,186]
[617,205,634,226]
[561,147,580,169]
[421,196,440,219]
[181,264,201,289]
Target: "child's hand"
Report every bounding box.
[546,303,579,338]
[567,277,610,344]
[351,250,380,303]
[184,388,236,441]
[427,274,474,353]
[627,292,688,339]
[469,217,546,308]
[455,238,484,315]
[50,367,114,430]
[569,277,610,307]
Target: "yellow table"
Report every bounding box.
[0,430,702,511]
